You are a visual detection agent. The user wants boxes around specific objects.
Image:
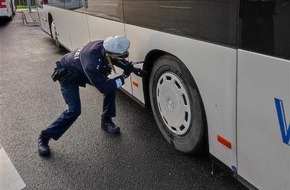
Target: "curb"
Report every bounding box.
[22,10,39,26]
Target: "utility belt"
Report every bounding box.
[51,61,74,82]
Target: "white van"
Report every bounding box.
[0,0,16,20]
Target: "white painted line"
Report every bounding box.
[0,147,26,190]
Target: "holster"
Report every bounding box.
[51,62,74,82]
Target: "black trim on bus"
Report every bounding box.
[238,175,259,190]
[119,88,146,108]
[209,153,259,190]
[209,153,236,178]
[41,27,50,37]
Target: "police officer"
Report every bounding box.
[38,36,134,157]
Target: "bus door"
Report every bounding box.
[36,0,50,34]
[237,50,290,190]
[237,1,290,189]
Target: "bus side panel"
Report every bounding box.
[86,16,125,44]
[125,25,158,104]
[237,50,290,190]
[51,8,72,50]
[37,6,50,35]
[66,10,90,50]
[126,25,238,169]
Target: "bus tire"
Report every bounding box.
[149,55,206,154]
[50,21,61,49]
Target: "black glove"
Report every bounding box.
[112,60,124,70]
[122,62,134,78]
[101,64,112,76]
[113,59,128,70]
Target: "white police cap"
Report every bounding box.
[103,36,130,56]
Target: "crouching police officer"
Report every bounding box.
[38,36,135,157]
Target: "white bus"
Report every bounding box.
[0,0,16,20]
[36,0,290,189]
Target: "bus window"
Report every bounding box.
[76,0,124,22]
[82,0,88,9]
[65,0,82,10]
[123,0,239,47]
[48,0,65,9]
[36,0,47,8]
[239,0,290,60]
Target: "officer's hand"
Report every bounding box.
[122,62,134,78]
[113,59,127,70]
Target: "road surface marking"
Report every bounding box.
[0,146,26,190]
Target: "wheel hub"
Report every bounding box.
[156,72,191,135]
[167,98,174,111]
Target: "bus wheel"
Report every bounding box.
[50,21,61,49]
[149,55,205,154]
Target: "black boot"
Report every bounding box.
[38,130,51,157]
[101,117,120,134]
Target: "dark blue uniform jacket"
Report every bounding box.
[59,40,124,94]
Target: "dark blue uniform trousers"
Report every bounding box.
[45,83,116,140]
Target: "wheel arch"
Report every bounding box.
[143,50,204,108]
[142,50,167,108]
[48,13,53,38]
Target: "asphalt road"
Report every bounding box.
[0,13,247,190]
